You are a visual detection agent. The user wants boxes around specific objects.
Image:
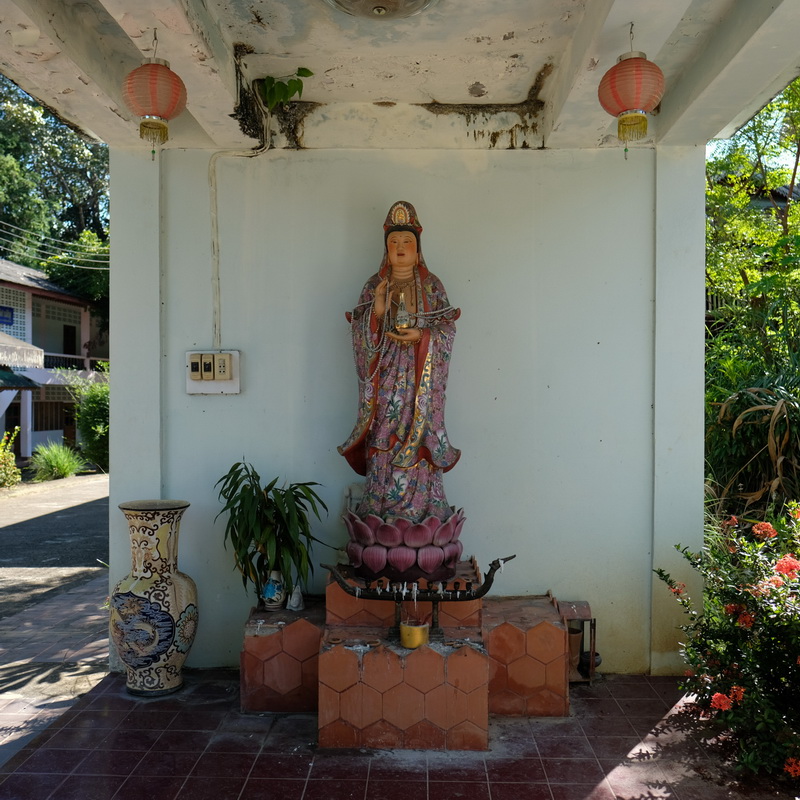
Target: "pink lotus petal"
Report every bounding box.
[422,516,441,534]
[387,545,417,574]
[352,519,375,546]
[394,518,412,533]
[452,516,466,542]
[365,514,383,533]
[342,514,356,541]
[346,541,364,568]
[376,523,403,548]
[361,545,388,574]
[442,541,463,568]
[404,523,434,549]
[417,545,444,575]
[432,518,454,546]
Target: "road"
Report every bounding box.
[0,473,109,618]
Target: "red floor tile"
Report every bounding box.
[490,782,552,800]
[46,773,126,799]
[129,751,201,777]
[541,757,607,785]
[304,778,368,800]
[309,752,371,779]
[113,775,187,800]
[485,757,547,782]
[174,775,246,799]
[249,752,313,780]
[190,751,257,778]
[239,778,307,800]
[73,748,144,776]
[0,772,66,800]
[368,778,429,799]
[429,781,490,800]
[14,747,90,774]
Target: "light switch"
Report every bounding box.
[188,353,202,381]
[201,354,215,381]
[186,350,241,395]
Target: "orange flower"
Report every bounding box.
[784,757,800,778]
[737,612,755,628]
[722,516,738,527]
[729,685,745,702]
[776,554,800,580]
[710,692,732,711]
[724,603,743,615]
[752,522,777,539]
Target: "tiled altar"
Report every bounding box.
[241,561,576,751]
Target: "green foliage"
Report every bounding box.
[706,380,800,511]
[706,77,800,513]
[0,427,21,488]
[0,74,108,249]
[29,440,87,481]
[656,506,800,780]
[215,461,327,606]
[58,366,109,471]
[42,230,110,336]
[256,68,314,111]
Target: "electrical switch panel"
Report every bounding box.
[186,350,240,394]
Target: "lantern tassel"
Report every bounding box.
[139,117,169,146]
[617,110,648,142]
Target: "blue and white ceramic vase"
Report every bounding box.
[110,500,198,695]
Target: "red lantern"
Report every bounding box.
[122,59,187,146]
[598,51,664,142]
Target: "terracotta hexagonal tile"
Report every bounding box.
[262,652,302,695]
[283,618,322,661]
[340,684,364,728]
[318,683,340,727]
[447,646,488,694]
[544,654,567,694]
[405,646,445,694]
[243,629,284,661]
[301,654,319,691]
[361,719,403,749]
[319,719,360,749]
[319,644,360,692]
[425,684,468,729]
[404,719,447,750]
[488,659,508,694]
[240,651,264,691]
[383,682,424,731]
[488,689,527,716]
[440,599,481,623]
[526,688,568,716]
[525,621,566,664]
[446,720,488,751]
[466,686,488,730]
[487,622,526,665]
[507,654,546,695]
[363,647,403,693]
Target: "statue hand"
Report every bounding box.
[387,329,422,344]
[373,277,389,319]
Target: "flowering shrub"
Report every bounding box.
[0,427,21,488]
[656,503,800,779]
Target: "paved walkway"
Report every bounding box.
[0,475,110,766]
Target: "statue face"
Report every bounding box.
[387,231,417,270]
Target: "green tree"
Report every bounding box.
[705,78,800,511]
[0,73,108,252]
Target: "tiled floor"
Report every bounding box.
[0,667,791,800]
[0,574,109,761]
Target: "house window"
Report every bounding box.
[0,287,26,340]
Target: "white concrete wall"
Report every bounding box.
[109,145,705,673]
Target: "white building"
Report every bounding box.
[1,0,798,674]
[0,258,104,456]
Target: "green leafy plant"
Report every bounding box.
[0,427,21,488]
[29,441,87,481]
[215,461,327,607]
[656,504,800,780]
[58,364,109,471]
[256,67,313,111]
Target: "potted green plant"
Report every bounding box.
[216,461,327,611]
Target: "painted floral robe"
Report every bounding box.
[339,262,460,524]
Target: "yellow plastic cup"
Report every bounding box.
[399,620,429,649]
